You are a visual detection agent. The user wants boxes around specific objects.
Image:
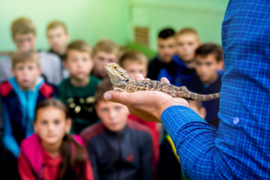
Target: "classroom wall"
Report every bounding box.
[0,0,129,51]
[128,0,230,51]
[0,0,229,52]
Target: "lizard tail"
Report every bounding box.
[177,86,220,101]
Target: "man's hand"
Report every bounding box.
[103,75,189,122]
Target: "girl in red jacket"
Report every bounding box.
[18,99,94,180]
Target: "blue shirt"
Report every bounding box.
[161,0,270,179]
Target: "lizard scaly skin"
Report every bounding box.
[105,63,220,101]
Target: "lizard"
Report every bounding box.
[104,63,220,101]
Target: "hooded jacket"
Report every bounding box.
[0,77,56,157]
[19,134,94,180]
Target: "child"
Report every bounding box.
[174,28,201,69]
[161,28,201,87]
[0,50,56,159]
[119,50,159,164]
[57,40,100,134]
[18,99,94,180]
[47,21,70,78]
[81,79,154,180]
[158,100,205,180]
[0,17,62,85]
[91,39,119,79]
[185,43,223,128]
[119,50,148,80]
[147,28,177,82]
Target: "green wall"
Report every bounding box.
[0,0,229,52]
[128,0,230,51]
[0,0,129,51]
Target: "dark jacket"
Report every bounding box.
[185,74,222,128]
[81,121,155,180]
[147,56,178,82]
[147,56,196,87]
[0,77,56,157]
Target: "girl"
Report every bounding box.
[18,99,94,180]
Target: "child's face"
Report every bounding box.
[65,50,93,80]
[123,61,147,79]
[13,33,36,51]
[157,37,176,63]
[176,34,200,62]
[34,106,71,146]
[93,51,118,79]
[12,62,41,90]
[47,26,70,55]
[195,54,220,84]
[95,100,129,132]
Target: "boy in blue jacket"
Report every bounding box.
[0,50,56,158]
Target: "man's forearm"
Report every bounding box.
[161,106,218,179]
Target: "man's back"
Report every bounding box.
[214,0,270,178]
[81,121,154,180]
[154,1,270,179]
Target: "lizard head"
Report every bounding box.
[104,63,130,88]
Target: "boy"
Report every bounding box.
[147,28,178,83]
[174,28,201,69]
[81,79,154,180]
[47,21,70,78]
[162,28,201,87]
[0,50,56,158]
[0,17,62,85]
[57,40,100,134]
[119,50,159,164]
[158,100,206,180]
[92,39,119,79]
[119,50,148,80]
[185,43,223,128]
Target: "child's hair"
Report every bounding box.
[158,28,175,39]
[66,40,92,59]
[46,21,68,34]
[95,78,113,104]
[119,50,148,68]
[176,28,199,38]
[195,43,224,62]
[11,17,35,39]
[12,49,39,68]
[92,39,119,57]
[34,99,87,180]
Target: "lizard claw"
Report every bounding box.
[114,88,125,92]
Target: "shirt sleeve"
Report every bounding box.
[53,55,62,85]
[161,105,217,180]
[84,160,95,180]
[18,153,36,180]
[2,105,20,157]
